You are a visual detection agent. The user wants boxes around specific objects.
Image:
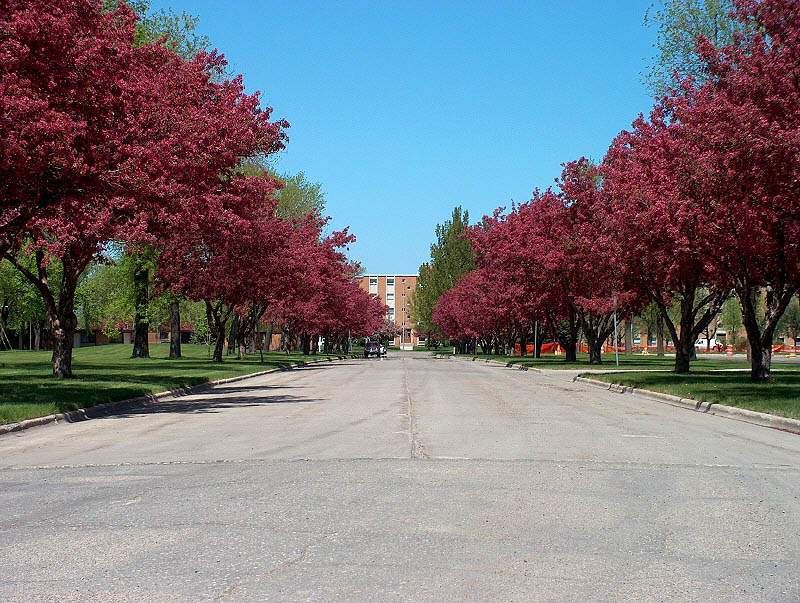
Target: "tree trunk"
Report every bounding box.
[533,323,543,359]
[588,340,603,364]
[565,307,578,362]
[656,314,664,356]
[50,274,80,377]
[624,318,633,355]
[131,260,150,359]
[738,284,791,382]
[264,323,273,352]
[212,324,226,362]
[301,333,311,355]
[34,322,42,351]
[672,309,696,374]
[519,327,527,356]
[748,338,772,381]
[52,313,77,377]
[227,312,239,356]
[0,299,8,334]
[578,312,615,366]
[0,301,10,350]
[169,300,181,359]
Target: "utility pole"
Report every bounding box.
[613,294,619,367]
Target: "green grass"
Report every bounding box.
[0,344,345,425]
[458,352,753,371]
[584,370,800,419]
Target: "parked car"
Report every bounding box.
[364,342,381,358]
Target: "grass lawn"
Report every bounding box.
[441,350,800,418]
[0,343,343,425]
[584,370,800,419]
[452,351,753,371]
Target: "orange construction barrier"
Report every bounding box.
[726,345,734,357]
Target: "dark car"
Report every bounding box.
[364,342,381,358]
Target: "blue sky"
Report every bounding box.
[151,0,659,274]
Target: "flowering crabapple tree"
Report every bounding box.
[660,0,800,380]
[0,0,140,254]
[373,318,401,345]
[602,109,729,373]
[431,284,474,354]
[226,212,328,357]
[468,161,641,364]
[553,159,643,363]
[272,228,385,355]
[469,202,566,359]
[156,176,292,363]
[0,0,287,377]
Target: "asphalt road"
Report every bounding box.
[1,352,799,602]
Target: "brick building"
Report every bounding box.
[357,274,420,349]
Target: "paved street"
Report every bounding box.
[1,352,799,602]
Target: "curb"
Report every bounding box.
[450,354,543,373]
[573,375,800,435]
[0,354,362,437]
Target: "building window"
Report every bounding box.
[387,293,394,302]
[407,286,411,290]
[387,277,394,286]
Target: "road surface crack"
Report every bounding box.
[404,356,428,459]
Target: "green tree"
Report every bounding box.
[0,250,50,350]
[275,171,326,218]
[776,296,800,346]
[720,296,743,346]
[411,207,475,343]
[105,0,210,359]
[238,159,327,219]
[642,0,747,96]
[104,0,209,60]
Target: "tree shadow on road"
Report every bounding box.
[70,383,319,422]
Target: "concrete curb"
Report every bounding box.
[573,375,800,435]
[0,354,363,437]
[455,355,543,373]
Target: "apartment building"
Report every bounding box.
[357,274,420,349]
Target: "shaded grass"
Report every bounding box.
[585,371,800,419]
[455,352,754,371]
[0,344,343,425]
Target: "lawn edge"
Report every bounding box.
[573,375,800,435]
[440,354,544,373]
[0,354,362,436]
